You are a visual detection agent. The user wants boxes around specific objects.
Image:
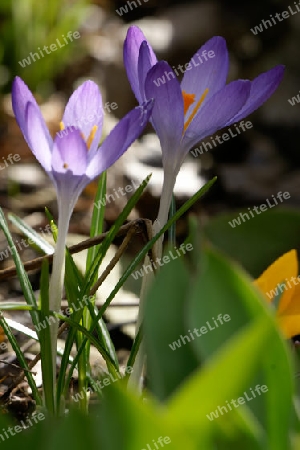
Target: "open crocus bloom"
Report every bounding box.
[124,26,284,177]
[12,76,153,221]
[254,249,300,339]
[12,76,154,372]
[124,27,285,238]
[12,76,153,308]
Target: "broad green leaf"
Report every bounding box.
[166,317,272,444]
[0,411,46,450]
[143,256,198,400]
[99,381,190,450]
[44,409,101,450]
[187,247,294,450]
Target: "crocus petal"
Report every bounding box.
[51,128,88,176]
[279,317,300,339]
[145,61,184,168]
[62,80,103,153]
[183,80,251,149]
[138,41,156,102]
[254,249,298,315]
[181,36,229,108]
[51,129,91,211]
[278,282,300,338]
[225,65,285,126]
[86,100,154,179]
[279,282,300,315]
[26,103,53,173]
[124,26,157,104]
[12,77,53,155]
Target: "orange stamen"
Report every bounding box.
[63,163,68,169]
[86,125,98,149]
[182,91,196,115]
[183,88,209,132]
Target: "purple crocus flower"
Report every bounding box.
[12,76,153,225]
[12,76,153,373]
[124,29,285,386]
[124,26,285,240]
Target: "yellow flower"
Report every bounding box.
[254,249,300,339]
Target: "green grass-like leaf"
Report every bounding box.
[64,177,217,386]
[82,173,152,296]
[86,170,106,274]
[0,314,41,404]
[0,207,40,332]
[55,313,119,377]
[167,194,176,247]
[8,213,54,254]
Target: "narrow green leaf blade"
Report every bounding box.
[83,173,152,293]
[86,170,106,274]
[0,207,40,329]
[0,314,41,404]
[8,213,54,255]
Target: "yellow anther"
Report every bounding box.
[59,121,65,131]
[182,91,196,115]
[86,125,98,149]
[63,163,68,169]
[183,88,209,132]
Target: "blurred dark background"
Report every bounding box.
[1,0,299,219]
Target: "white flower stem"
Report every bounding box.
[129,171,177,389]
[48,204,71,392]
[153,171,177,258]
